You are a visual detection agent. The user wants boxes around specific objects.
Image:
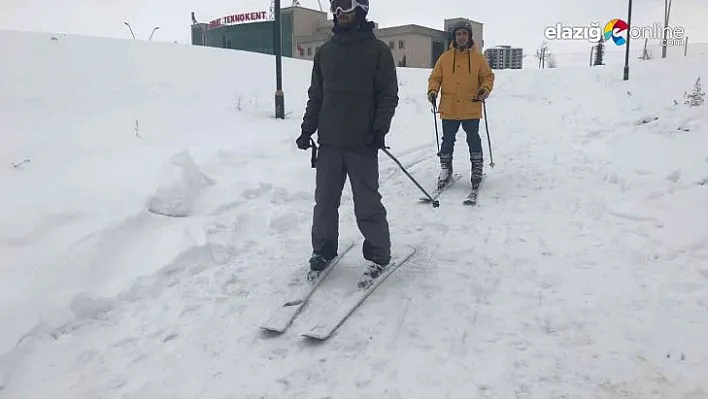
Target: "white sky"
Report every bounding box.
[1,0,706,55]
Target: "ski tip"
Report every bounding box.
[300,332,328,341]
[300,326,330,341]
[405,245,417,257]
[260,326,286,335]
[394,245,417,261]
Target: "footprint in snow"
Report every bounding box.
[269,213,303,235]
[206,223,236,264]
[699,269,708,280]
[241,182,273,199]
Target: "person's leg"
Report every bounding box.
[345,147,391,268]
[462,119,484,188]
[310,145,347,270]
[438,119,460,188]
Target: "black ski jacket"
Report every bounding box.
[301,21,399,148]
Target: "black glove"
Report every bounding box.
[296,132,312,150]
[369,130,386,149]
[427,91,437,105]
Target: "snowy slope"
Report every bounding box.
[1,29,707,398]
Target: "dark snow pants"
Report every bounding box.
[311,145,391,266]
[439,119,482,158]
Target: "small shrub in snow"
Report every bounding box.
[134,119,141,138]
[11,158,30,168]
[634,115,658,125]
[684,77,705,107]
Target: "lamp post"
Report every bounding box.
[623,0,633,80]
[149,27,160,41]
[124,21,136,39]
[274,0,285,119]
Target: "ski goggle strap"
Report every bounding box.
[329,0,368,14]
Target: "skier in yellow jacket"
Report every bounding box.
[427,21,495,190]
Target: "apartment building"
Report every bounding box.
[484,45,523,69]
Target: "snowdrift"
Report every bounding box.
[1,28,707,398]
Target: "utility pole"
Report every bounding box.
[662,0,672,58]
[623,0,633,80]
[274,0,285,119]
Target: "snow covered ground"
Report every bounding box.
[522,41,708,69]
[1,29,707,398]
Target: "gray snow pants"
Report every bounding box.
[311,145,391,266]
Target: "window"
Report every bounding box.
[398,40,405,49]
[389,41,394,49]
[307,47,312,56]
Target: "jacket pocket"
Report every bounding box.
[439,93,454,116]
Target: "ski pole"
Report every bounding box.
[309,138,318,168]
[472,99,495,169]
[481,101,494,168]
[432,103,440,154]
[381,147,440,208]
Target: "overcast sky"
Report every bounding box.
[1,0,706,55]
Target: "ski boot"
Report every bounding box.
[437,153,453,190]
[307,253,332,282]
[358,261,389,289]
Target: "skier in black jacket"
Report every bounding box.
[296,0,399,285]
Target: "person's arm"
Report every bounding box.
[477,53,495,93]
[372,44,399,135]
[427,55,444,95]
[301,48,323,134]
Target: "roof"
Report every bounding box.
[374,24,447,38]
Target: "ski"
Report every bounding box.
[260,242,355,334]
[418,173,462,203]
[299,246,417,341]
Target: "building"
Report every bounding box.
[191,6,485,69]
[484,45,523,69]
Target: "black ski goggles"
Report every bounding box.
[329,0,368,14]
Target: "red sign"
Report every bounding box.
[209,11,268,28]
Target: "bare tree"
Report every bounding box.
[536,41,548,69]
[662,0,673,58]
